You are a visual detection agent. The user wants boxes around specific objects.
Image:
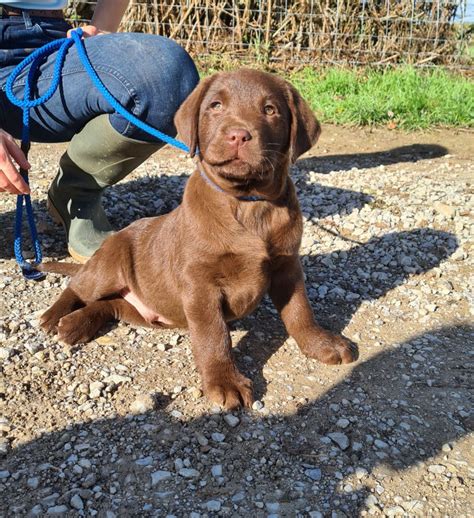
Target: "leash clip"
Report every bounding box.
[21,263,46,281]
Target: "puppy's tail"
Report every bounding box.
[37,262,82,276]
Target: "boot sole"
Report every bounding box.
[47,195,90,265]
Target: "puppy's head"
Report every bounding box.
[174,69,320,188]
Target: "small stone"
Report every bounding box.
[336,418,350,429]
[355,467,368,479]
[266,502,280,512]
[374,439,389,449]
[151,470,172,485]
[27,477,39,489]
[196,433,208,446]
[89,381,105,399]
[70,495,84,511]
[211,432,225,442]
[428,464,446,474]
[0,347,13,360]
[30,505,43,516]
[206,500,221,512]
[82,473,97,488]
[223,414,240,428]
[252,400,264,411]
[433,201,455,218]
[365,494,378,507]
[211,465,222,477]
[304,468,322,481]
[441,443,452,453]
[327,432,350,450]
[135,456,153,466]
[386,506,405,516]
[309,512,323,518]
[402,500,424,514]
[178,468,199,478]
[129,394,154,414]
[47,506,69,515]
[0,470,10,479]
[189,387,202,400]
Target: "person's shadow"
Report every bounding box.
[1,324,471,516]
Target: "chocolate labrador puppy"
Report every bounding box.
[40,69,357,409]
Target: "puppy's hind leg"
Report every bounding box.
[57,298,151,345]
[41,287,84,335]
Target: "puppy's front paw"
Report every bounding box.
[203,369,254,410]
[40,307,63,334]
[303,332,358,365]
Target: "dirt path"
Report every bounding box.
[0,126,473,517]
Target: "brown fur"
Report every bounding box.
[40,69,357,409]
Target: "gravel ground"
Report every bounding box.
[0,125,473,517]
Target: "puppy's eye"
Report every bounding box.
[210,101,223,111]
[264,105,276,115]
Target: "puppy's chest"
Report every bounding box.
[218,249,271,320]
[236,202,302,255]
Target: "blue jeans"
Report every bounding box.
[0,13,199,143]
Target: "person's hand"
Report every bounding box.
[67,25,110,38]
[0,130,31,195]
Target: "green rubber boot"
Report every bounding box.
[48,115,162,262]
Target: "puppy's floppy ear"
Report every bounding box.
[174,75,218,158]
[286,83,321,163]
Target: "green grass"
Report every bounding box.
[289,67,474,129]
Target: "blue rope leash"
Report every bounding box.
[5,28,190,280]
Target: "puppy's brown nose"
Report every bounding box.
[226,128,252,148]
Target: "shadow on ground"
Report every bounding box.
[296,144,448,174]
[1,325,472,516]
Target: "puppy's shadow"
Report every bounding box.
[234,227,458,401]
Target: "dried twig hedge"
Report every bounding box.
[67,1,471,69]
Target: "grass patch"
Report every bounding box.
[289,67,474,129]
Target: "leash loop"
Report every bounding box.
[5,28,190,280]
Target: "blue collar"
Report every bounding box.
[197,162,267,202]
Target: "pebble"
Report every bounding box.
[336,418,350,428]
[428,464,446,474]
[0,347,13,360]
[266,502,280,512]
[27,477,39,489]
[223,414,240,427]
[151,470,172,484]
[178,468,200,478]
[327,432,350,450]
[47,505,69,515]
[89,381,105,399]
[129,394,155,414]
[70,494,84,510]
[205,500,221,512]
[211,465,222,477]
[211,432,226,442]
[386,506,405,516]
[304,468,322,481]
[252,400,264,411]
